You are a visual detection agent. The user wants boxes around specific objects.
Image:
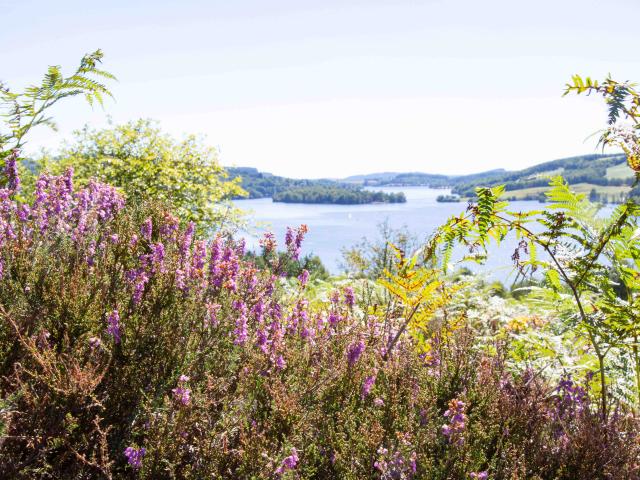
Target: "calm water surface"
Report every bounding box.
[235,186,544,282]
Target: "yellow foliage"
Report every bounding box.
[379,243,461,354]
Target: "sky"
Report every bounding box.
[2,0,640,178]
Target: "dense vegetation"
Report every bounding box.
[2,55,640,479]
[229,167,406,205]
[273,185,406,204]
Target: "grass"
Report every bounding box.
[525,167,565,179]
[606,162,635,180]
[502,183,630,200]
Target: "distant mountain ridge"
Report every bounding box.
[340,153,632,202]
[228,153,634,204]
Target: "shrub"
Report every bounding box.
[42,119,246,231]
[0,165,638,479]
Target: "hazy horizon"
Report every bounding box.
[224,151,624,180]
[3,0,639,178]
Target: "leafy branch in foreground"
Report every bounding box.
[379,244,461,360]
[0,49,115,157]
[429,174,640,417]
[565,74,640,174]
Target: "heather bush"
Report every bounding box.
[0,163,638,479]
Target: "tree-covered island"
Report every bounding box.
[227,167,406,204]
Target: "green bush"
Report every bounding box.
[43,118,246,231]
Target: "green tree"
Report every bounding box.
[45,119,246,230]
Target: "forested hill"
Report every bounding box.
[344,153,632,202]
[450,153,631,200]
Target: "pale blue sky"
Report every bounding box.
[2,0,639,177]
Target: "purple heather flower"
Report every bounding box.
[275,354,286,370]
[252,299,266,323]
[246,273,259,293]
[328,311,340,328]
[150,242,166,272]
[234,317,248,345]
[86,241,97,267]
[419,408,429,426]
[179,221,195,257]
[160,213,179,239]
[374,446,416,479]
[190,240,207,276]
[288,299,309,335]
[124,446,146,469]
[178,374,190,383]
[361,373,376,399]
[470,472,488,480]
[128,269,150,305]
[256,328,269,353]
[285,227,294,250]
[172,385,191,406]
[269,319,284,350]
[442,399,467,445]
[209,235,223,277]
[298,269,310,287]
[233,302,248,345]
[275,447,299,476]
[236,237,246,257]
[553,375,587,436]
[141,218,153,241]
[205,302,221,327]
[259,231,277,254]
[373,397,385,407]
[88,337,102,349]
[63,167,73,193]
[330,290,340,304]
[285,225,307,260]
[343,286,355,307]
[17,204,30,222]
[265,275,276,296]
[34,174,49,207]
[175,268,187,291]
[106,310,121,343]
[346,339,365,366]
[4,151,20,193]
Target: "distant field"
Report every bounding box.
[501,183,630,200]
[526,167,564,179]
[605,162,634,180]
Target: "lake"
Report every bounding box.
[235,186,545,283]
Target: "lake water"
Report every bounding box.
[235,186,545,283]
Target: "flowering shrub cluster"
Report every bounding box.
[0,166,639,479]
